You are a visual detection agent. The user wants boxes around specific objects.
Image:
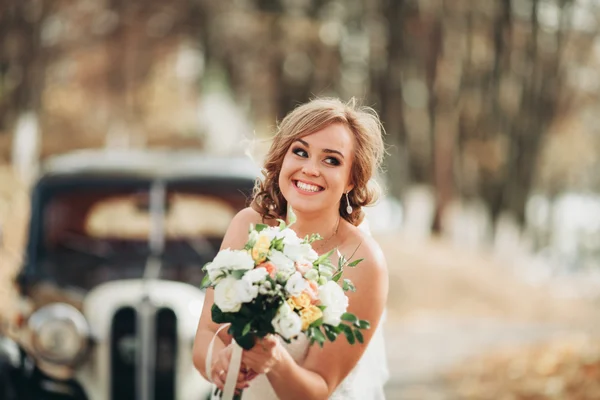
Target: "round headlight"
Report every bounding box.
[28,303,90,365]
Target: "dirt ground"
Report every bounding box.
[374,234,600,399]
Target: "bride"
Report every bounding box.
[193,97,389,399]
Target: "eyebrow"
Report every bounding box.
[294,138,345,159]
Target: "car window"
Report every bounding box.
[36,182,252,292]
[86,193,236,238]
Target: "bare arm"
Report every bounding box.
[192,207,265,380]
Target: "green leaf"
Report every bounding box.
[323,325,338,342]
[200,274,212,289]
[211,305,234,324]
[255,223,269,232]
[315,249,335,265]
[347,258,364,267]
[336,249,347,268]
[342,279,356,292]
[236,334,256,350]
[332,271,343,282]
[239,304,254,318]
[311,327,326,347]
[306,233,322,244]
[358,320,371,329]
[231,269,246,280]
[276,218,286,230]
[342,326,355,344]
[271,238,284,251]
[341,312,358,323]
[354,329,364,343]
[287,207,297,226]
[242,322,252,336]
[310,317,323,328]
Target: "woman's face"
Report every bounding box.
[278,123,355,216]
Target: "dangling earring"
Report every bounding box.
[345,192,353,214]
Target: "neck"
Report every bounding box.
[287,208,340,241]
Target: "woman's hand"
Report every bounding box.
[241,335,285,375]
[211,344,256,391]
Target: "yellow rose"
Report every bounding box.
[287,298,297,310]
[290,292,312,310]
[300,306,323,330]
[251,234,271,263]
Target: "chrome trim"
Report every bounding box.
[137,297,156,400]
[28,303,90,365]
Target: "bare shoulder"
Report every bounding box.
[220,207,273,250]
[341,223,387,278]
[231,207,265,226]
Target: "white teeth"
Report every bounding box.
[296,181,321,192]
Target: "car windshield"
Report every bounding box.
[36,181,250,292]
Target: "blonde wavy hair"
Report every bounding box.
[251,97,385,226]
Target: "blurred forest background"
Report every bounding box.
[1,0,600,398]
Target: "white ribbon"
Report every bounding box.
[222,340,243,400]
[205,324,230,384]
[205,324,244,400]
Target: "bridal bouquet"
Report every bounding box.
[201,212,370,352]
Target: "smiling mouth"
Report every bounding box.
[294,180,324,193]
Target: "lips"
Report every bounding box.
[293,180,324,193]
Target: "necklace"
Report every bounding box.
[314,216,341,253]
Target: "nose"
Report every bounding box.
[301,161,320,177]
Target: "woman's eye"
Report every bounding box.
[324,157,341,166]
[292,148,308,158]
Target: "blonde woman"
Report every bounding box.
[193,98,389,399]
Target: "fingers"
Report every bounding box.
[212,367,226,389]
[240,353,274,375]
[245,369,259,380]
[212,367,251,391]
[258,335,278,349]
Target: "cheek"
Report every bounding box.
[279,155,297,177]
[278,158,292,187]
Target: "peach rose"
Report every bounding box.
[295,261,313,275]
[259,261,277,278]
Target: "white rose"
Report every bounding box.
[277,228,303,246]
[283,243,318,263]
[268,250,296,280]
[206,249,255,282]
[214,277,243,312]
[236,278,259,303]
[272,303,302,340]
[262,226,282,241]
[306,247,319,262]
[285,271,309,296]
[243,267,269,285]
[318,281,349,326]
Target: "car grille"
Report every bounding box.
[110,306,177,400]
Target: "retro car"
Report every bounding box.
[0,149,260,400]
